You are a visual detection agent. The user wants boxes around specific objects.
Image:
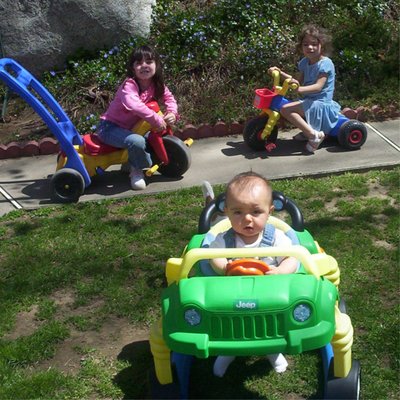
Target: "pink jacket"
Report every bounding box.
[101,78,178,130]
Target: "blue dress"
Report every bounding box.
[298,56,341,134]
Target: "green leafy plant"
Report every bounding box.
[1,0,398,138]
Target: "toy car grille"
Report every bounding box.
[209,313,285,340]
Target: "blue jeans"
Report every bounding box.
[97,120,152,169]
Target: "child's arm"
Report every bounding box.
[264,229,298,275]
[265,256,298,275]
[210,257,229,275]
[268,66,303,83]
[164,113,176,125]
[297,73,327,96]
[208,233,229,275]
[163,85,179,125]
[122,79,166,129]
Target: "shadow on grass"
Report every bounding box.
[114,343,327,399]
[114,339,153,399]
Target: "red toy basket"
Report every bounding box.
[253,88,276,109]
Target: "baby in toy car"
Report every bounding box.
[208,171,298,376]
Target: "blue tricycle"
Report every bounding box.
[243,70,367,152]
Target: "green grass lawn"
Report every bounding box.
[0,168,398,399]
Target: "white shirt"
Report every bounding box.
[209,228,292,268]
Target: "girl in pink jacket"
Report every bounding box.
[97,45,179,190]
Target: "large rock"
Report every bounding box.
[0,0,155,77]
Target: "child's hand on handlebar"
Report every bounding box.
[268,66,281,75]
[164,112,176,125]
[155,119,167,132]
[289,78,300,88]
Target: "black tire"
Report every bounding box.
[51,168,85,203]
[157,135,191,178]
[338,120,367,150]
[243,115,278,151]
[325,359,361,400]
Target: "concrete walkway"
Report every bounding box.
[0,119,399,217]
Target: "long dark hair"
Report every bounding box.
[126,45,165,101]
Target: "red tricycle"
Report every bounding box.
[0,58,193,203]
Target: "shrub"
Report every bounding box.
[1,0,398,133]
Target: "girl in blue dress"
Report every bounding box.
[269,25,341,153]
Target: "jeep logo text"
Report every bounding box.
[234,299,258,310]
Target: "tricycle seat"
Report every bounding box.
[82,133,122,155]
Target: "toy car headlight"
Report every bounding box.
[184,308,201,326]
[293,303,311,322]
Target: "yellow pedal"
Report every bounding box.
[146,164,160,177]
[184,138,194,147]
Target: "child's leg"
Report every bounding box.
[97,121,152,169]
[281,102,325,153]
[124,133,152,169]
[280,101,315,139]
[201,181,215,206]
[266,353,288,373]
[213,355,236,377]
[97,121,151,189]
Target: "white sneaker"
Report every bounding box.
[129,168,146,190]
[305,131,325,153]
[267,353,288,373]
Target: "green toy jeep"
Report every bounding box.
[149,192,360,399]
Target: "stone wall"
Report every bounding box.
[0,0,155,77]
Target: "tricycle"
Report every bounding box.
[0,58,193,203]
[149,191,360,399]
[243,70,367,152]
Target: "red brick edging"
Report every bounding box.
[0,122,247,160]
[0,137,60,160]
[0,106,393,160]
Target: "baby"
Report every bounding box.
[208,171,298,376]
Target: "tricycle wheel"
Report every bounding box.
[325,359,361,400]
[51,168,85,203]
[338,120,367,150]
[157,136,191,178]
[243,115,278,151]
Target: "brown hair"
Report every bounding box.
[296,25,333,56]
[226,171,273,206]
[126,45,165,101]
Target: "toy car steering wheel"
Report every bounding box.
[226,258,271,276]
